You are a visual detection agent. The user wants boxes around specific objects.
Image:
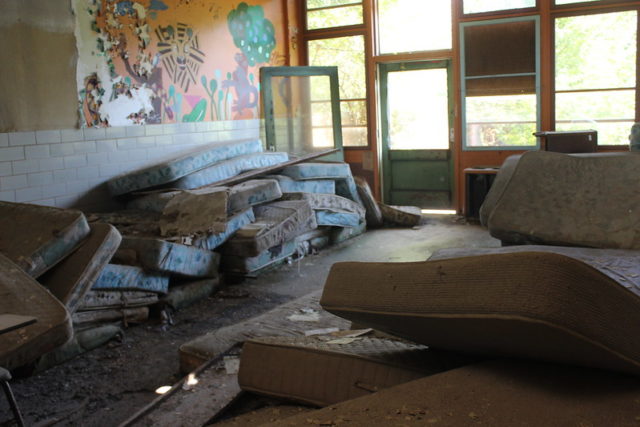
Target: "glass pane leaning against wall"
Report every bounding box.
[308,36,368,146]
[377,0,452,53]
[555,11,637,145]
[461,17,539,149]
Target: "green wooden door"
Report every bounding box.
[379,61,454,208]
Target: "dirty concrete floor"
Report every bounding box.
[0,216,498,427]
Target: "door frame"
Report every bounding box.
[378,59,455,206]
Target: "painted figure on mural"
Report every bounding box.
[223,53,259,119]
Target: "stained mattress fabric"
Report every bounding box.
[127,179,282,215]
[238,335,462,407]
[0,201,91,278]
[0,253,72,370]
[354,176,383,228]
[478,154,521,226]
[320,252,640,376]
[279,162,362,204]
[39,223,122,314]
[192,208,255,250]
[265,175,336,195]
[172,152,289,190]
[484,151,640,248]
[429,245,640,291]
[107,138,263,195]
[264,359,640,427]
[379,203,422,227]
[222,240,298,275]
[223,201,317,257]
[93,264,170,294]
[115,236,219,278]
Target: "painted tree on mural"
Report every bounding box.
[222,2,276,119]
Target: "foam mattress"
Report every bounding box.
[172,152,289,189]
[265,175,335,194]
[192,208,255,250]
[0,201,90,277]
[93,264,170,294]
[115,236,219,278]
[321,251,640,376]
[107,138,263,195]
[239,335,460,407]
[223,201,317,257]
[264,360,640,426]
[0,253,72,370]
[39,223,122,314]
[486,151,640,248]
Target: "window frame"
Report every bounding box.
[460,15,542,151]
[459,0,539,18]
[552,7,639,147]
[303,0,365,33]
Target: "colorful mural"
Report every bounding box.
[72,0,285,127]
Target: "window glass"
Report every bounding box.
[461,17,539,149]
[466,94,537,147]
[555,11,637,145]
[387,69,449,150]
[378,0,451,53]
[555,0,602,4]
[463,0,536,15]
[306,0,363,30]
[308,36,368,146]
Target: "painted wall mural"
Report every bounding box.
[72,0,284,127]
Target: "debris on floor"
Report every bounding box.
[0,138,425,425]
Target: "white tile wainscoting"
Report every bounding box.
[0,120,261,211]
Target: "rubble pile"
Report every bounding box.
[0,138,421,374]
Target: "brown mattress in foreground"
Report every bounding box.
[239,336,468,407]
[321,252,640,376]
[0,253,72,370]
[264,359,640,426]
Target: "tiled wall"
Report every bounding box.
[0,120,261,212]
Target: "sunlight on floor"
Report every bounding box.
[421,209,457,215]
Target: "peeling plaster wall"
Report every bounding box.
[0,0,289,210]
[0,0,78,132]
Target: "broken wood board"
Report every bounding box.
[172,152,289,190]
[262,360,640,427]
[0,252,72,370]
[179,290,350,373]
[115,236,220,278]
[93,264,170,294]
[223,201,317,257]
[39,223,122,314]
[0,201,91,278]
[107,139,264,196]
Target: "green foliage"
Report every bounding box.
[227,3,276,66]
